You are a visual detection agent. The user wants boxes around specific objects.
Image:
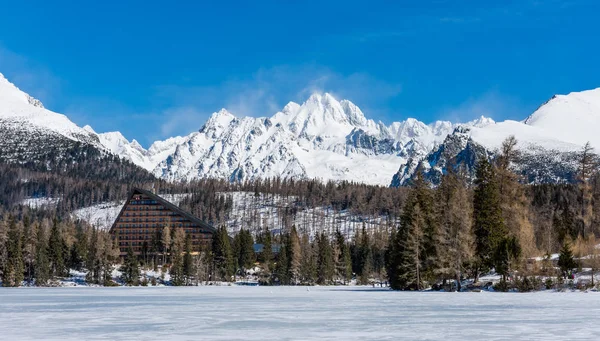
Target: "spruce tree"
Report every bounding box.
[557,241,577,278]
[473,158,506,281]
[211,226,234,281]
[120,246,140,286]
[334,230,352,284]
[358,225,372,285]
[299,233,316,284]
[48,220,66,278]
[275,236,289,285]
[260,228,273,272]
[34,224,50,286]
[316,232,334,285]
[3,218,24,287]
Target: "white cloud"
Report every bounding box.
[153,65,402,140]
[438,91,527,123]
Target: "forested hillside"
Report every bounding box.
[1,136,600,290]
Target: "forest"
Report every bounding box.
[1,136,599,290]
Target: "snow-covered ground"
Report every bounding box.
[225,191,393,239]
[20,197,60,209]
[1,287,600,340]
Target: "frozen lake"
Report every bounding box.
[1,286,600,340]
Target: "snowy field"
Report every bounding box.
[1,287,600,340]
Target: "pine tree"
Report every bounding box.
[120,245,140,286]
[299,233,316,284]
[236,229,255,275]
[260,228,273,273]
[85,228,100,284]
[34,224,50,286]
[473,158,506,281]
[334,230,352,284]
[358,225,372,285]
[275,237,289,285]
[211,226,234,281]
[316,232,334,285]
[3,218,24,287]
[48,220,66,278]
[557,241,577,278]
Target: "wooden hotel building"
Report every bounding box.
[109,188,216,256]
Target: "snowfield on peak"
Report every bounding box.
[144,93,466,185]
[3,69,600,187]
[0,73,101,146]
[395,87,600,186]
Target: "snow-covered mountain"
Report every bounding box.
[2,70,600,187]
[393,88,600,186]
[0,72,101,147]
[129,93,463,185]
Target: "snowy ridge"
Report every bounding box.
[0,73,101,147]
[395,87,600,186]
[146,93,463,185]
[3,70,600,186]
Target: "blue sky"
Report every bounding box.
[0,0,599,146]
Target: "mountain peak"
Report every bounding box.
[467,115,495,128]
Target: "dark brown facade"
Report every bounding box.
[109,188,216,256]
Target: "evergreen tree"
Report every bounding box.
[357,226,372,285]
[260,228,273,273]
[211,226,234,281]
[316,232,334,285]
[299,233,316,284]
[34,224,50,286]
[557,241,577,278]
[473,158,506,281]
[3,218,24,287]
[275,237,289,285]
[48,220,66,278]
[85,228,100,284]
[236,229,255,275]
[120,245,140,286]
[334,230,352,284]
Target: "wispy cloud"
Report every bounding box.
[153,65,402,141]
[438,91,528,123]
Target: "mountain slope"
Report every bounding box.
[394,88,600,186]
[147,94,464,185]
[0,73,155,182]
